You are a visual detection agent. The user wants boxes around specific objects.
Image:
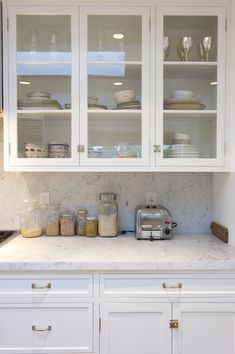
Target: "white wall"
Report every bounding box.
[213,0,235,245]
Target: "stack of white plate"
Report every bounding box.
[18,91,62,110]
[164,90,205,110]
[167,144,200,158]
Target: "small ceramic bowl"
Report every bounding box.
[113,90,136,104]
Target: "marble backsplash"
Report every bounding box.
[0,120,212,234]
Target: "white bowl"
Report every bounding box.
[170,90,195,98]
[113,90,136,104]
[173,132,191,140]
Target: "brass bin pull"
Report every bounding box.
[32,283,51,289]
[32,325,52,331]
[162,283,182,289]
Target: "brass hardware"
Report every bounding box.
[77,145,85,153]
[32,325,52,331]
[169,320,179,329]
[32,283,51,289]
[162,283,182,289]
[153,145,161,153]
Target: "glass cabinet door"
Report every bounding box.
[8,6,79,167]
[79,7,150,167]
[156,7,226,167]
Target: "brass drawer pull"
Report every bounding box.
[162,283,182,289]
[32,283,51,289]
[32,325,52,331]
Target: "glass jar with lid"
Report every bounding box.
[76,209,87,236]
[86,216,98,237]
[21,198,42,238]
[45,204,60,236]
[60,209,75,236]
[98,193,118,237]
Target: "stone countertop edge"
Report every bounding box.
[0,233,235,271]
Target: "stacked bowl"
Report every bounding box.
[164,90,205,110]
[113,90,141,109]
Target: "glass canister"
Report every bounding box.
[98,193,118,237]
[86,216,98,237]
[60,209,75,236]
[76,209,87,236]
[21,198,43,238]
[45,204,60,236]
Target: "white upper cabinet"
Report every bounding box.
[6,5,79,169]
[79,7,150,167]
[155,6,227,168]
[3,2,228,171]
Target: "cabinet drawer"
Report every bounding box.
[0,273,93,298]
[100,273,235,297]
[0,304,93,353]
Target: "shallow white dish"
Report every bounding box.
[170,90,195,98]
[164,97,198,104]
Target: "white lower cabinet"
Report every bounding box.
[0,304,93,353]
[99,302,171,354]
[1,272,235,354]
[173,302,235,354]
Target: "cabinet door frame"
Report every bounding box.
[155,6,227,168]
[5,5,80,168]
[100,302,171,354]
[79,6,150,168]
[172,301,235,354]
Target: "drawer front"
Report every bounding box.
[0,273,93,298]
[100,273,235,297]
[0,304,93,353]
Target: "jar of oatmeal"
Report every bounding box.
[60,209,75,236]
[45,204,60,236]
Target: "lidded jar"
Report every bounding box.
[98,193,118,237]
[60,209,75,236]
[20,198,42,238]
[76,209,87,236]
[45,204,60,236]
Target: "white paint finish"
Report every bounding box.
[0,304,93,353]
[100,302,171,354]
[173,302,235,354]
[1,234,235,271]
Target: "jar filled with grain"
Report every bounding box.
[76,209,87,236]
[21,198,43,238]
[98,193,118,237]
[45,204,60,236]
[60,209,75,236]
[86,216,97,237]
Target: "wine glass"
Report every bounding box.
[163,36,170,61]
[202,36,213,61]
[179,36,193,61]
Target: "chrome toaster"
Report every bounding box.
[135,205,177,240]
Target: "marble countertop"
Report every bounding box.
[1,233,235,271]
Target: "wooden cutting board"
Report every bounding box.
[211,222,228,243]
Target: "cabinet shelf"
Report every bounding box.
[164,62,217,79]
[18,110,71,116]
[164,110,217,120]
[88,62,141,79]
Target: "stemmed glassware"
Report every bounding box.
[197,36,213,61]
[163,36,170,61]
[177,36,193,61]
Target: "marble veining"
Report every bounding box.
[0,122,212,234]
[0,234,235,271]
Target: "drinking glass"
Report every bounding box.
[179,36,193,61]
